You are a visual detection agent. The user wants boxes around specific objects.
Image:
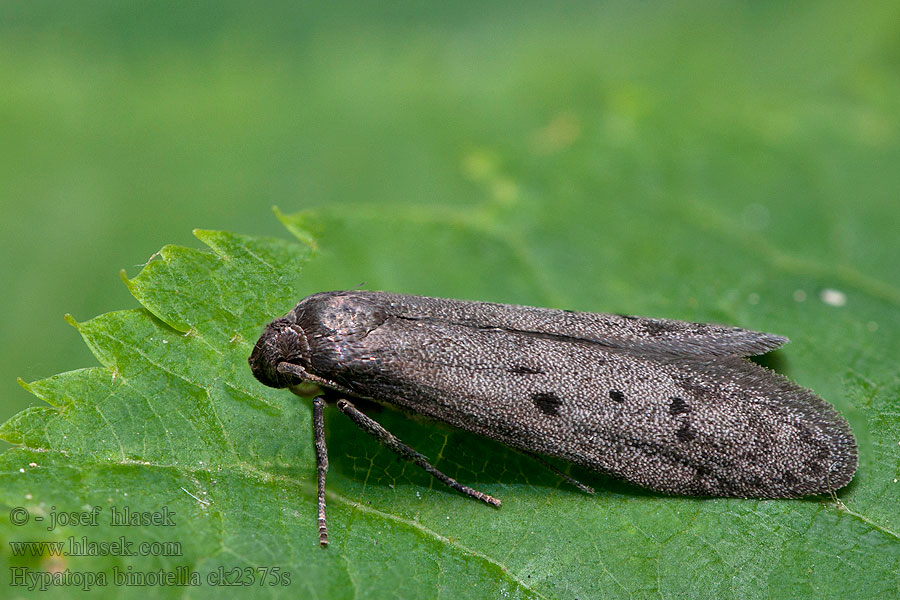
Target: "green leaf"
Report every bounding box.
[3,200,899,598]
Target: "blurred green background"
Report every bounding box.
[2,0,898,431]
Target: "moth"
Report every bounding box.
[248,290,858,546]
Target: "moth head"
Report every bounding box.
[248,317,311,389]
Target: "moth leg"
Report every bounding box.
[335,398,502,507]
[312,396,329,547]
[520,450,595,495]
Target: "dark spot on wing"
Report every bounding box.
[676,424,696,442]
[508,364,543,375]
[669,397,690,416]
[532,392,563,416]
[781,471,798,487]
[609,389,625,403]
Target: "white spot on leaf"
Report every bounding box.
[820,289,847,307]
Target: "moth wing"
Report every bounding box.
[359,291,787,358]
[556,354,859,498]
[335,316,856,498]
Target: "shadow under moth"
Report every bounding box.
[248,290,857,546]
